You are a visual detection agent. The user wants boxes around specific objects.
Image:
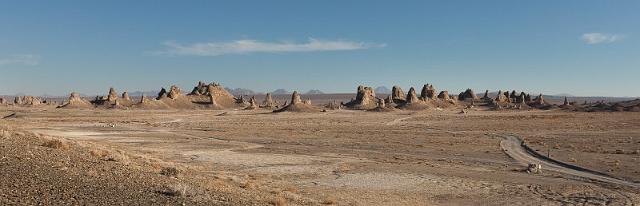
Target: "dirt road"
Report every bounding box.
[500,135,640,188]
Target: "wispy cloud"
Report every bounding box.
[156,38,385,56]
[0,54,40,66]
[581,33,623,44]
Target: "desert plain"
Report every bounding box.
[1,82,640,206]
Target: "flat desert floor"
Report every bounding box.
[1,107,639,205]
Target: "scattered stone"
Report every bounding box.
[369,98,394,112]
[325,100,342,110]
[527,164,542,174]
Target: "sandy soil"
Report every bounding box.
[1,106,639,205]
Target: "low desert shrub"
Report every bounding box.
[240,180,256,189]
[161,167,180,177]
[42,139,69,149]
[268,196,288,206]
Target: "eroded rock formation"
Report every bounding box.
[107,88,118,102]
[59,92,92,108]
[260,93,277,108]
[344,85,377,110]
[420,84,437,100]
[392,86,405,102]
[122,92,131,101]
[534,94,545,105]
[482,90,490,100]
[495,90,508,103]
[14,96,43,106]
[273,91,320,113]
[168,85,182,99]
[406,87,420,104]
[437,91,450,101]
[291,91,302,105]
[245,96,258,110]
[458,89,478,101]
[157,88,168,100]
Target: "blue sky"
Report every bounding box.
[1,1,639,97]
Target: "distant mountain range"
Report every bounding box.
[306,89,324,94]
[225,87,258,96]
[128,91,160,97]
[271,89,290,95]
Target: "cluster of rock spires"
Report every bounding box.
[0,95,60,106]
[484,89,551,110]
[259,93,280,109]
[344,84,458,111]
[59,92,93,108]
[52,81,317,112]
[6,81,638,113]
[343,86,377,110]
[13,96,45,106]
[273,91,319,112]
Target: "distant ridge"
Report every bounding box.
[306,89,324,94]
[375,86,391,94]
[129,91,159,97]
[272,89,290,95]
[225,87,258,96]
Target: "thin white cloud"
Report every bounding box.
[581,33,623,44]
[0,54,40,66]
[156,38,385,56]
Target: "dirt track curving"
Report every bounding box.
[500,135,640,188]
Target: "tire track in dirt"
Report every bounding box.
[385,113,418,126]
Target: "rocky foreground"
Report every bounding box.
[0,125,269,205]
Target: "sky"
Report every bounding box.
[0,1,639,97]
